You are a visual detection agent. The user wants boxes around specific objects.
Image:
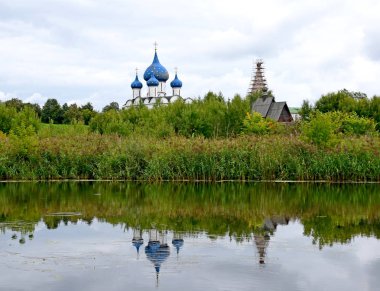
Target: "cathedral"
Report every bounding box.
[124,45,191,108]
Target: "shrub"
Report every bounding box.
[340,113,377,136]
[89,109,132,136]
[242,112,275,135]
[301,112,339,146]
[0,104,16,134]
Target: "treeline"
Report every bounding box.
[0,89,379,143]
[300,89,380,129]
[89,92,251,138]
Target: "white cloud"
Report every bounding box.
[0,0,379,108]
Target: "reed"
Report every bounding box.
[0,133,379,181]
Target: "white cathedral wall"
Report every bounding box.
[148,86,157,97]
[132,88,141,98]
[172,88,181,96]
[159,82,166,94]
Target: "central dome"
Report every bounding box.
[143,51,169,82]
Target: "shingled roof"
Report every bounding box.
[252,97,293,122]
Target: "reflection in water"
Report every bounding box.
[132,228,144,257]
[254,216,289,264]
[1,182,380,290]
[145,230,170,286]
[172,232,184,255]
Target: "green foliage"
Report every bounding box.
[340,113,377,135]
[102,102,120,112]
[311,90,380,131]
[242,112,284,135]
[0,104,40,135]
[315,90,352,113]
[301,112,339,146]
[301,111,377,146]
[299,100,314,121]
[42,99,64,124]
[0,134,379,181]
[63,104,83,124]
[88,92,251,138]
[38,123,89,137]
[89,109,132,135]
[11,106,41,133]
[0,104,16,134]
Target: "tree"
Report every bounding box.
[63,104,83,124]
[5,98,24,111]
[102,102,120,112]
[300,112,339,146]
[315,90,352,113]
[41,99,64,124]
[299,100,314,121]
[0,104,16,134]
[80,102,94,112]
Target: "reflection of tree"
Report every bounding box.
[0,182,380,247]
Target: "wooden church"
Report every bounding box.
[248,60,293,122]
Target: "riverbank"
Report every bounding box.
[0,134,379,181]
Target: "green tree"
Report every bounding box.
[63,104,83,124]
[0,104,16,134]
[89,109,131,135]
[41,99,64,124]
[225,94,250,136]
[11,106,40,133]
[242,112,271,135]
[315,90,352,113]
[102,102,120,112]
[301,112,339,146]
[4,98,24,111]
[299,100,314,121]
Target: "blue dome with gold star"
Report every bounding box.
[131,75,143,89]
[144,51,169,82]
[170,73,182,88]
[147,73,159,87]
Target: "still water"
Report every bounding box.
[0,182,379,291]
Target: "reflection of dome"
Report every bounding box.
[172,238,184,254]
[131,75,143,89]
[144,51,169,82]
[145,242,170,273]
[170,73,182,88]
[132,238,144,254]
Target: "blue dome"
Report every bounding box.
[147,73,159,87]
[131,75,143,89]
[144,51,169,82]
[170,73,182,88]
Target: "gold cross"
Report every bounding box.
[154,41,158,51]
[135,67,138,75]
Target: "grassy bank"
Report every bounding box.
[0,133,379,181]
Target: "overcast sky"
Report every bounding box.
[0,0,379,109]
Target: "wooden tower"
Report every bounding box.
[247,59,268,96]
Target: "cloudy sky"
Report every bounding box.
[0,0,379,109]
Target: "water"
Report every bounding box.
[0,182,379,291]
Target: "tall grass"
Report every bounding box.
[0,133,379,181]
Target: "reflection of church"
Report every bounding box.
[254,216,289,265]
[124,44,192,108]
[131,228,184,285]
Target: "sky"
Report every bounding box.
[0,0,379,110]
